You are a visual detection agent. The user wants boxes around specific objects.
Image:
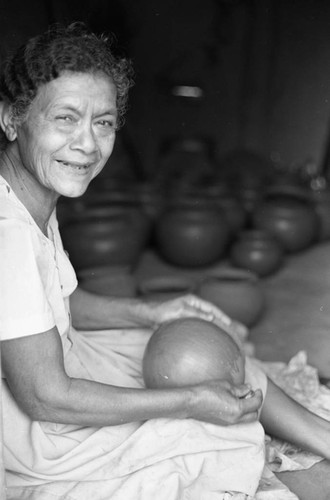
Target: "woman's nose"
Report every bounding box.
[71,124,98,154]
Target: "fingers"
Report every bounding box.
[216,389,262,425]
[182,295,232,325]
[239,388,263,414]
[183,295,246,335]
[231,383,254,398]
[161,294,236,331]
[229,320,249,341]
[230,385,263,421]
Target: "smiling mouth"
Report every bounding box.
[57,160,91,170]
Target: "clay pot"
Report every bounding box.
[142,317,245,389]
[155,202,230,267]
[61,205,150,271]
[253,194,319,253]
[166,185,246,237]
[138,275,195,301]
[197,270,265,327]
[230,229,284,277]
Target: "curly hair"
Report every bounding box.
[0,22,134,134]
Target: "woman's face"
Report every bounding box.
[14,71,118,198]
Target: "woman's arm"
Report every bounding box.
[1,328,262,427]
[70,287,247,344]
[260,377,330,460]
[69,286,147,329]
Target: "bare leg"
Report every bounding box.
[260,377,330,460]
[261,378,330,499]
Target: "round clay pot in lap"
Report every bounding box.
[142,317,245,389]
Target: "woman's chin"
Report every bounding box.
[58,183,90,199]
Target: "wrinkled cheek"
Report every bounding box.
[29,158,49,187]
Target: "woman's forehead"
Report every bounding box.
[33,72,117,113]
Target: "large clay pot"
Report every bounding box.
[155,202,230,267]
[61,205,150,271]
[253,194,319,253]
[142,317,245,389]
[197,270,265,327]
[230,229,284,277]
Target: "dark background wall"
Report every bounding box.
[2,0,330,178]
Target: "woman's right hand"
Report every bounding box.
[188,380,263,426]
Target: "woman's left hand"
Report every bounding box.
[140,294,248,345]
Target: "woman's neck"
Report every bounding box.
[0,145,58,235]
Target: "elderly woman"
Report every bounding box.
[1,22,330,500]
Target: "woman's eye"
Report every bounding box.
[96,120,116,130]
[56,115,75,123]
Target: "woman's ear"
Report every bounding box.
[0,101,17,141]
